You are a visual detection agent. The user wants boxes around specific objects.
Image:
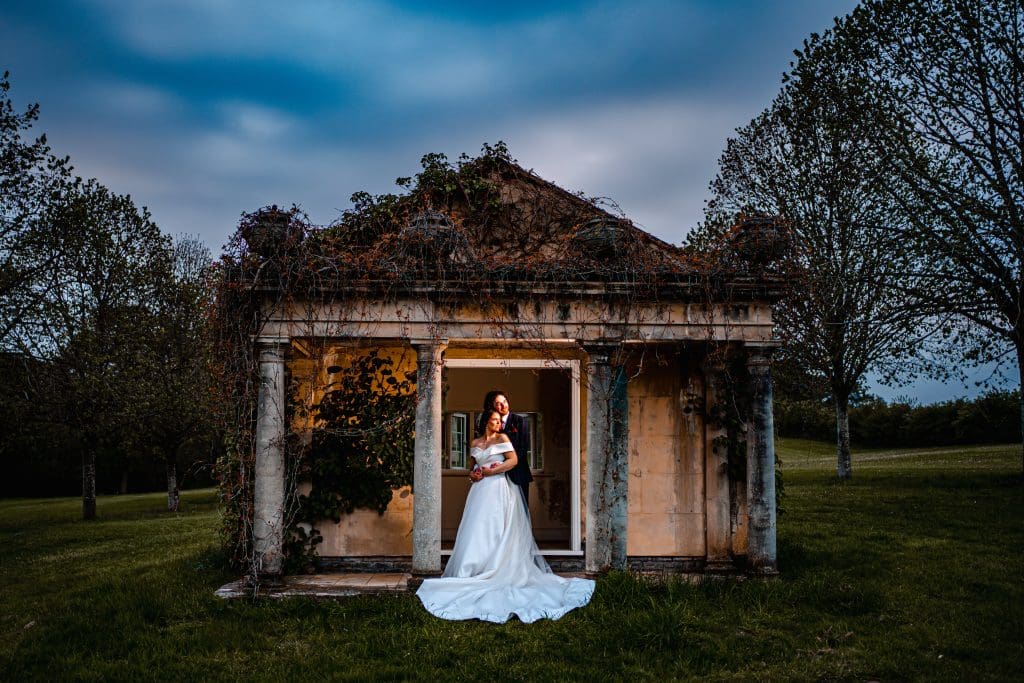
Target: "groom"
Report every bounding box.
[472,389,533,507]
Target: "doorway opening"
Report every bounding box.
[441,359,581,555]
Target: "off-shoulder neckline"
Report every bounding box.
[470,440,513,453]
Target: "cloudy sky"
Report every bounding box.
[4,0,859,246]
[2,0,1011,401]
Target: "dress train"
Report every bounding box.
[416,443,595,623]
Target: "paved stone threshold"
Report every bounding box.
[216,573,412,599]
[215,571,597,599]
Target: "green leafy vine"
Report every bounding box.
[284,350,417,571]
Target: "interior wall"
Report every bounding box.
[442,365,574,547]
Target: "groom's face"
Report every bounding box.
[493,394,510,418]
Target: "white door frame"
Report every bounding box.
[443,357,582,556]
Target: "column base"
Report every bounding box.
[249,572,285,588]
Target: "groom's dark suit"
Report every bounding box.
[501,412,532,508]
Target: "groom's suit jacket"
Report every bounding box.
[502,412,533,488]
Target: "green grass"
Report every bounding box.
[2,442,1022,681]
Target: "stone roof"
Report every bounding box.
[235,154,788,300]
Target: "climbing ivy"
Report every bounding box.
[284,350,416,569]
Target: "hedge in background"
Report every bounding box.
[776,390,1020,448]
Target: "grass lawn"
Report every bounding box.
[1,441,1021,681]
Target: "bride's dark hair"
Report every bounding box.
[478,409,502,436]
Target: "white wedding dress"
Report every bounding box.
[416,442,595,623]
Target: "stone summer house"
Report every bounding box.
[236,156,784,578]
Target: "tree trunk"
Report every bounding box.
[119,470,129,495]
[166,458,179,512]
[835,394,852,480]
[1017,343,1024,475]
[82,449,96,520]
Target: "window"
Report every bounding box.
[523,412,543,471]
[445,412,468,469]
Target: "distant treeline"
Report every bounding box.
[0,426,218,499]
[776,390,1021,448]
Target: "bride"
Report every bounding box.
[416,410,595,623]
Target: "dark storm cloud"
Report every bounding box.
[1,0,857,245]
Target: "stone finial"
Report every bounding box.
[240,205,305,258]
[398,209,470,264]
[726,215,792,270]
[572,216,631,261]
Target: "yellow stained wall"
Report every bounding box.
[290,342,417,557]
[291,341,718,560]
[625,349,707,557]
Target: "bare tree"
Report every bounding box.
[833,0,1024,466]
[694,54,933,479]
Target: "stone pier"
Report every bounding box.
[745,345,778,573]
[411,339,447,574]
[584,344,629,574]
[254,339,288,576]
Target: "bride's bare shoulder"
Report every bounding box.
[496,434,511,443]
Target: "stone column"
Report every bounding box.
[701,351,732,569]
[745,344,778,574]
[584,343,629,573]
[411,338,447,574]
[254,339,288,577]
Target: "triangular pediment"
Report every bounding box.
[322,155,688,276]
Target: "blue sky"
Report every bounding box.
[1,0,1014,402]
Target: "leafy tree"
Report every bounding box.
[823,0,1024,466]
[23,179,172,519]
[0,70,72,348]
[693,50,932,478]
[128,237,219,511]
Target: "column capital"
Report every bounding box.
[410,337,449,349]
[581,340,622,365]
[253,335,290,346]
[411,339,447,368]
[744,341,780,366]
[700,352,727,374]
[254,337,289,363]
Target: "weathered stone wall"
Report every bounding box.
[289,340,743,563]
[625,349,706,557]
